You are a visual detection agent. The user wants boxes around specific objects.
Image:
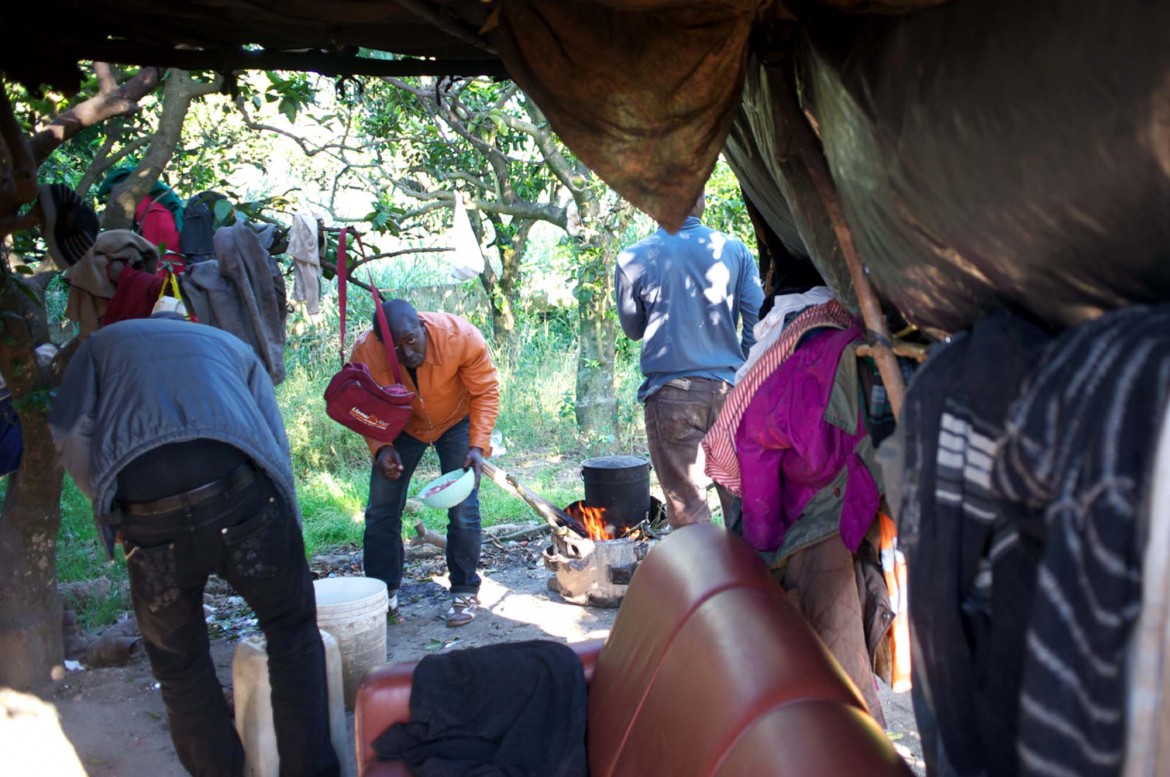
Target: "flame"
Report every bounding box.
[565,503,614,540]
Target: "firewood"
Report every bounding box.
[411,520,447,550]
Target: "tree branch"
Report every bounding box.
[0,86,38,224]
[517,101,586,195]
[31,65,161,164]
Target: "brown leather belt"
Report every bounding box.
[120,461,256,517]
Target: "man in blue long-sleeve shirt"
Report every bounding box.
[615,192,764,527]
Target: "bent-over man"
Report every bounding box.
[351,299,499,627]
[50,315,339,777]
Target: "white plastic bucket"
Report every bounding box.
[313,577,389,708]
[232,629,349,776]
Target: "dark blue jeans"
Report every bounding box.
[364,417,482,596]
[120,474,339,777]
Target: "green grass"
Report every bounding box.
[54,475,130,628]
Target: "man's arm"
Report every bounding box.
[737,247,766,358]
[48,339,100,497]
[614,255,646,341]
[457,326,500,478]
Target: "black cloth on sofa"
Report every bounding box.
[373,639,587,777]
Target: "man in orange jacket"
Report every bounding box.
[351,299,499,626]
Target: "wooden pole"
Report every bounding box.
[772,64,907,418]
[481,461,579,535]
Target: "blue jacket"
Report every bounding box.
[615,217,764,401]
[49,317,298,558]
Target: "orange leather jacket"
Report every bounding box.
[350,312,499,456]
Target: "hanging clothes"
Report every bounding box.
[703,298,854,495]
[735,323,879,555]
[896,309,1051,777]
[288,213,322,314]
[63,230,159,340]
[736,286,833,380]
[992,305,1170,777]
[182,223,288,384]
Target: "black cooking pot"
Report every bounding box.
[581,455,651,528]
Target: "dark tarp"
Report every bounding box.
[795,0,1170,331]
[725,57,859,309]
[488,0,762,233]
[8,0,1170,329]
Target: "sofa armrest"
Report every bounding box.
[354,638,606,776]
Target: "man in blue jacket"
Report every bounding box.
[50,314,339,777]
[615,192,764,527]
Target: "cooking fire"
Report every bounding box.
[562,501,655,541]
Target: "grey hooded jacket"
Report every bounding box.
[49,317,299,559]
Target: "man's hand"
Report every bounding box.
[463,446,485,488]
[375,446,404,480]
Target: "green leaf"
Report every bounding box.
[15,265,33,275]
[17,283,40,306]
[213,199,234,222]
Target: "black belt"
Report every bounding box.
[662,377,729,391]
[120,461,257,517]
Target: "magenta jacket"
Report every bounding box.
[735,323,879,553]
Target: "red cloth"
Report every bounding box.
[103,265,164,326]
[134,197,184,273]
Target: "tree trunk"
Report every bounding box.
[480,216,531,359]
[488,288,518,352]
[0,429,66,691]
[103,69,221,230]
[574,246,617,452]
[0,278,66,692]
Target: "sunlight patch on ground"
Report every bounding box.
[476,575,612,642]
[0,690,86,775]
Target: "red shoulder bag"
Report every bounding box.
[322,228,415,443]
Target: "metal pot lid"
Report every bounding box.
[581,455,648,469]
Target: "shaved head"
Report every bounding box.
[385,299,420,333]
[374,298,427,369]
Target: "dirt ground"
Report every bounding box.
[38,530,925,776]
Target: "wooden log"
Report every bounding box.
[480,461,580,535]
[410,520,446,550]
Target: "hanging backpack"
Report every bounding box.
[322,228,415,443]
[181,191,231,265]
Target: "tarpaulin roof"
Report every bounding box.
[4,0,1167,331]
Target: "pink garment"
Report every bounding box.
[735,324,878,553]
[702,299,854,495]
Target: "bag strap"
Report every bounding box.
[368,269,406,385]
[337,228,406,385]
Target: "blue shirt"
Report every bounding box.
[615,217,764,401]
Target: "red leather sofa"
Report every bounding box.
[355,522,912,776]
